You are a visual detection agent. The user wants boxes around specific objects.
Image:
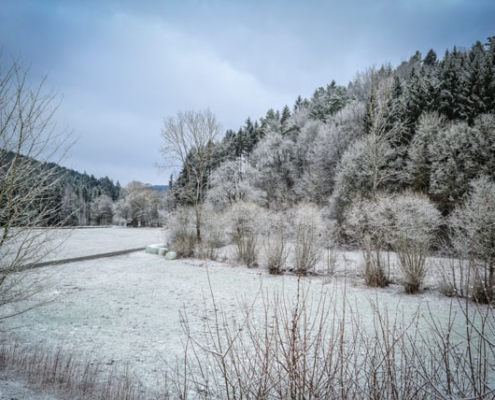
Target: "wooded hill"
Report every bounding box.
[169,36,495,223]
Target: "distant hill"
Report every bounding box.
[151,185,169,193]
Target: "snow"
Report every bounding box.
[0,228,490,397]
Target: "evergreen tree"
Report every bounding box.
[280,105,291,127]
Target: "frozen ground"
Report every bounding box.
[42,226,166,261]
[0,228,482,398]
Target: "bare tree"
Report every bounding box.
[159,109,220,242]
[0,56,72,318]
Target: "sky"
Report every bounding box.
[1,0,494,186]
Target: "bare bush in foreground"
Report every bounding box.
[0,343,146,399]
[165,276,495,399]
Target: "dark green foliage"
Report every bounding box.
[309,81,349,122]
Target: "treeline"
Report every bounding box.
[169,36,495,220]
[58,168,167,227]
[0,151,166,227]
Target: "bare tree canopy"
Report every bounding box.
[160,108,220,169]
[0,55,72,319]
[159,108,221,242]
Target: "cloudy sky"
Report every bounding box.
[1,0,494,186]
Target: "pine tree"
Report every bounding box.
[280,105,291,127]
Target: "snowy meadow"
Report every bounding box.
[1,227,494,399]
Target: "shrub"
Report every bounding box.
[344,198,391,287]
[449,176,495,303]
[345,192,441,292]
[389,193,441,294]
[225,202,261,268]
[292,204,323,275]
[167,207,197,258]
[168,278,495,399]
[395,236,428,294]
[198,205,228,260]
[262,211,289,275]
[362,236,389,287]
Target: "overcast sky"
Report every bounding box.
[1,0,494,186]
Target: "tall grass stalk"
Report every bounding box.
[0,343,147,399]
[165,274,495,399]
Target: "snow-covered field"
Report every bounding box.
[0,228,491,398]
[42,226,166,261]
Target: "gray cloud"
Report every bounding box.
[1,0,494,185]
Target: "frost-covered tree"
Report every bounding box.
[309,81,349,122]
[117,182,163,227]
[330,132,397,225]
[449,176,495,302]
[113,197,132,226]
[428,115,495,213]
[294,103,365,205]
[250,131,297,209]
[60,186,80,226]
[206,160,265,210]
[344,191,441,251]
[159,109,221,241]
[407,112,449,193]
[91,194,114,225]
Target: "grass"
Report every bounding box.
[0,342,149,399]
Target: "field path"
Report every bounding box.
[32,227,166,267]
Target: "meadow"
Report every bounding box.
[0,227,493,399]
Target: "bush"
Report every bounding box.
[344,192,441,292]
[292,204,323,275]
[362,236,389,287]
[225,202,261,267]
[167,279,495,399]
[449,176,495,303]
[395,236,428,294]
[198,205,228,260]
[389,193,441,294]
[262,211,289,275]
[167,207,197,258]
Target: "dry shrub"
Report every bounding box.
[225,202,261,268]
[168,207,197,258]
[292,203,323,275]
[437,248,470,298]
[165,276,495,399]
[395,236,429,294]
[362,236,389,287]
[265,233,288,275]
[471,260,495,304]
[448,176,495,303]
[261,211,289,275]
[0,343,146,400]
[198,206,228,260]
